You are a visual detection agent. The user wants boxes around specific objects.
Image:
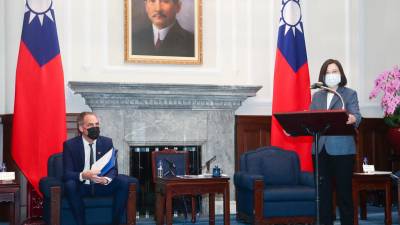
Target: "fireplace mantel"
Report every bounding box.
[69,81,261,203]
[69,82,261,110]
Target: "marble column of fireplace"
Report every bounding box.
[69,82,261,204]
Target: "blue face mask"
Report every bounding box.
[325,73,341,88]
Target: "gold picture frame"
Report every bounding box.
[124,0,202,64]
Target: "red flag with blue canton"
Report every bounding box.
[271,0,313,171]
[12,0,66,194]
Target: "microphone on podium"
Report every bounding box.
[310,82,324,89]
[310,82,345,110]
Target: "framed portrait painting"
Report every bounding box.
[124,0,202,64]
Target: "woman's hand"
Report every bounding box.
[346,114,356,124]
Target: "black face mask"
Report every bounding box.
[87,127,100,140]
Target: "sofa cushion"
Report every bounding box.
[61,196,114,209]
[263,185,315,202]
[240,147,301,185]
[263,201,315,218]
[260,153,299,185]
[43,197,121,225]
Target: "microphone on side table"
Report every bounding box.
[202,156,216,174]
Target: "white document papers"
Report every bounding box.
[0,172,15,181]
[362,164,375,173]
[91,148,116,176]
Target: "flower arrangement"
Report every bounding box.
[369,65,400,127]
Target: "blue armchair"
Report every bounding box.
[234,146,316,224]
[39,152,138,225]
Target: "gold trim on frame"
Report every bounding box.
[124,0,202,64]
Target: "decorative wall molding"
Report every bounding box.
[69,82,262,110]
[126,140,207,147]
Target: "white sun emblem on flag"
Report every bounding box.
[279,0,303,36]
[26,0,54,26]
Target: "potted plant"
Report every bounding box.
[369,65,400,152]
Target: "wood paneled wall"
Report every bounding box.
[356,118,393,172]
[0,113,79,220]
[235,116,271,171]
[0,114,79,173]
[2,114,395,173]
[235,116,396,173]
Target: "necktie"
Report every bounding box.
[155,32,161,49]
[89,143,94,169]
[89,143,95,194]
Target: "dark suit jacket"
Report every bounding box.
[310,86,362,155]
[63,135,117,182]
[132,22,194,57]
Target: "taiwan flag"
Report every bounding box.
[12,0,66,194]
[271,0,313,171]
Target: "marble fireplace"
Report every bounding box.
[69,82,261,204]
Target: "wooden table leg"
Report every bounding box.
[165,193,172,225]
[9,188,19,225]
[224,184,230,225]
[127,184,136,225]
[385,182,392,225]
[16,189,20,225]
[352,182,359,225]
[398,179,400,225]
[155,191,165,225]
[360,190,367,220]
[10,201,15,225]
[209,193,215,225]
[191,196,196,223]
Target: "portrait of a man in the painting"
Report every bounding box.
[132,0,194,57]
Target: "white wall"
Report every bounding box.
[0,0,5,114]
[362,0,400,117]
[2,0,400,117]
[2,0,23,114]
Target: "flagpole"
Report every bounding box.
[272,0,316,220]
[313,132,321,225]
[305,126,331,225]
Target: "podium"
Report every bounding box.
[274,109,356,225]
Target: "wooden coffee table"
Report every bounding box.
[155,175,230,225]
[0,180,20,225]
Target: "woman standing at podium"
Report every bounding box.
[310,59,362,225]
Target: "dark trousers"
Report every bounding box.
[314,148,355,225]
[64,175,129,225]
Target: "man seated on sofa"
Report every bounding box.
[63,112,129,225]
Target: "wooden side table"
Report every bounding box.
[0,180,20,225]
[155,175,230,225]
[352,172,392,225]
